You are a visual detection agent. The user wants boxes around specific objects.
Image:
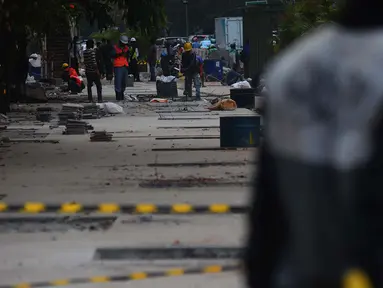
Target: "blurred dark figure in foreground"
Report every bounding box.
[245,0,383,288]
[101,39,114,82]
[96,41,104,78]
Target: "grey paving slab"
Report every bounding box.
[0,92,255,288]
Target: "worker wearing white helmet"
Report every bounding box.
[129,37,140,81]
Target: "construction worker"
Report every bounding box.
[83,39,102,103]
[196,55,205,87]
[181,42,201,101]
[101,39,114,82]
[96,41,104,78]
[147,38,157,82]
[228,43,240,72]
[61,63,84,94]
[192,37,200,49]
[111,35,129,101]
[245,0,383,287]
[129,37,140,82]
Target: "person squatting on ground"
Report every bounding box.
[129,37,140,82]
[61,63,84,94]
[111,35,129,101]
[83,39,103,103]
[181,42,201,101]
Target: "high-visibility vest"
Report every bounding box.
[114,45,129,67]
[130,47,138,60]
[65,67,82,86]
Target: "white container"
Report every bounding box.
[215,17,243,50]
[254,96,264,110]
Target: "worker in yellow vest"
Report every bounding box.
[129,37,140,82]
[111,35,129,101]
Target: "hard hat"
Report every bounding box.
[184,42,192,52]
[120,35,129,44]
[62,63,69,68]
[130,37,136,42]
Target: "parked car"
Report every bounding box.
[156,37,188,47]
[188,35,212,42]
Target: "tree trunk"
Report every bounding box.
[0,22,15,113]
[11,32,28,103]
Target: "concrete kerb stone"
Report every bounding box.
[93,246,244,260]
[0,203,250,214]
[0,264,240,288]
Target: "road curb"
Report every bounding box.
[0,264,240,288]
[0,203,250,215]
[94,246,244,260]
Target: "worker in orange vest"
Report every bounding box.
[61,63,84,94]
[111,35,129,101]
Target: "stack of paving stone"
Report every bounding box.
[64,119,88,135]
[90,131,113,142]
[82,104,103,119]
[36,107,53,122]
[58,104,83,125]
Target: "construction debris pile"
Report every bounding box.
[35,107,53,122]
[208,98,237,111]
[90,131,113,142]
[82,104,105,119]
[64,119,88,135]
[58,104,83,125]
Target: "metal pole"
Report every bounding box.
[183,0,189,37]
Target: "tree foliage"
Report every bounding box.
[274,0,339,52]
[0,0,166,40]
[0,0,166,110]
[114,0,167,37]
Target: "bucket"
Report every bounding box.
[220,116,261,148]
[254,96,264,109]
[126,74,134,87]
[156,81,178,99]
[230,88,256,109]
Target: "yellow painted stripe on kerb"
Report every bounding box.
[14,283,31,288]
[165,268,185,276]
[23,202,45,213]
[172,203,193,213]
[49,279,69,286]
[135,204,157,213]
[129,272,148,280]
[60,203,82,213]
[203,265,223,273]
[0,202,7,211]
[98,203,120,213]
[209,204,230,213]
[89,276,110,283]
